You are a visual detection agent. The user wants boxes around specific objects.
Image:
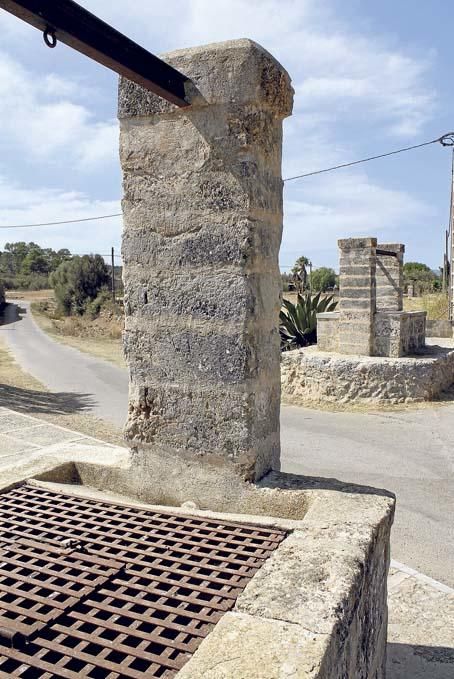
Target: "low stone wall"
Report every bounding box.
[281,340,454,405]
[374,310,426,358]
[426,319,452,338]
[317,309,427,357]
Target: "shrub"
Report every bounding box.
[310,267,337,292]
[280,292,338,350]
[50,255,109,316]
[85,289,113,319]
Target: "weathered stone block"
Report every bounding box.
[338,237,377,251]
[123,323,280,385]
[317,312,340,352]
[124,270,280,324]
[119,39,294,119]
[121,217,282,270]
[125,383,280,481]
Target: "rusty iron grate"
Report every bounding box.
[0,483,287,678]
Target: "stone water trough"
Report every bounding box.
[0,40,394,678]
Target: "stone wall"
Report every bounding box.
[374,311,426,358]
[426,319,453,338]
[281,341,454,405]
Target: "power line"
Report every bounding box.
[72,252,123,259]
[1,133,453,229]
[283,133,454,182]
[0,213,122,230]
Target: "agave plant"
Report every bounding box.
[280,292,338,351]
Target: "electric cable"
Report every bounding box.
[1,133,453,229]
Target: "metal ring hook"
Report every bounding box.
[439,133,454,147]
[43,26,57,49]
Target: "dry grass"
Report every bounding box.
[283,291,339,304]
[6,289,54,302]
[403,293,449,320]
[31,303,126,369]
[0,339,125,446]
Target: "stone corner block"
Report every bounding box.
[119,38,294,119]
[174,612,328,679]
[338,237,377,250]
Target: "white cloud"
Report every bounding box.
[0,176,122,255]
[0,0,440,266]
[281,169,436,268]
[79,0,436,138]
[0,51,118,170]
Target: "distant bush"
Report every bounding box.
[85,289,114,319]
[50,255,110,316]
[311,267,337,292]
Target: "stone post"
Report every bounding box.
[376,243,404,311]
[338,237,377,356]
[119,40,293,494]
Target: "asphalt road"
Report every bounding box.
[1,302,128,427]
[281,406,454,588]
[1,302,453,586]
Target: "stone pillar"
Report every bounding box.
[338,238,377,356]
[376,243,404,311]
[119,40,293,492]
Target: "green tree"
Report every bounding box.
[50,254,109,315]
[20,248,51,275]
[311,267,337,292]
[403,262,439,294]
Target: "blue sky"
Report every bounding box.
[0,0,452,271]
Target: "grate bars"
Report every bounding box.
[0,483,286,677]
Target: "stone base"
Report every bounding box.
[0,423,394,679]
[281,339,454,406]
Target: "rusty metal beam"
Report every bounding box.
[0,0,193,107]
[376,248,398,258]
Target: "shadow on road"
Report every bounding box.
[0,302,26,326]
[0,384,95,415]
[387,643,454,678]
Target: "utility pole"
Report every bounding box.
[449,150,454,320]
[111,247,116,304]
